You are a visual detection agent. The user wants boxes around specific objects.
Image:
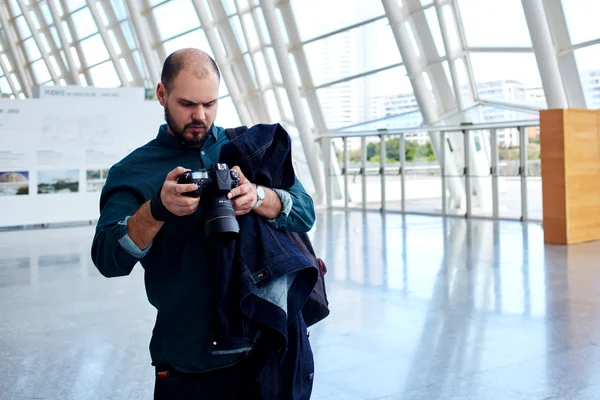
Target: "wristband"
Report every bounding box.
[150,186,176,222]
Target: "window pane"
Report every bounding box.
[0,76,12,94]
[40,1,53,25]
[96,2,109,26]
[15,16,32,38]
[291,0,385,41]
[242,13,260,50]
[31,59,51,83]
[316,66,415,129]
[574,44,600,109]
[222,0,237,16]
[108,30,121,55]
[131,50,145,83]
[120,21,137,50]
[62,21,72,43]
[305,19,401,87]
[253,8,270,45]
[29,10,40,31]
[80,34,110,66]
[110,0,128,21]
[230,15,248,54]
[163,29,211,58]
[71,7,98,39]
[455,57,474,106]
[49,55,61,77]
[7,0,20,15]
[49,27,61,49]
[70,47,81,68]
[119,58,133,82]
[23,37,41,60]
[65,0,86,12]
[253,51,269,87]
[424,7,445,57]
[561,0,600,45]
[470,53,545,106]
[40,32,52,54]
[457,0,531,47]
[215,96,241,127]
[153,0,200,41]
[442,5,462,55]
[2,55,12,72]
[89,61,121,87]
[265,47,281,83]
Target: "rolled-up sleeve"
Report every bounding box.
[117,216,153,258]
[91,170,148,278]
[267,176,315,232]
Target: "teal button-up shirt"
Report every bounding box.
[91,123,315,373]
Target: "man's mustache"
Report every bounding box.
[185,122,207,130]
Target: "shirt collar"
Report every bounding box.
[156,123,218,151]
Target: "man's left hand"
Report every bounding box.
[227,166,257,216]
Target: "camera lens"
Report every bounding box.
[203,195,239,240]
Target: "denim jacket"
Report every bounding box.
[209,123,318,399]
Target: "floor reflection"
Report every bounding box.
[1,211,600,399]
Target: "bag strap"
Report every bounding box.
[225,125,248,140]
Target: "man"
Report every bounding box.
[91,48,315,399]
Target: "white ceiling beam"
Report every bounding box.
[124,0,161,85]
[0,3,33,96]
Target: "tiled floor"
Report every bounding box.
[2,211,600,399]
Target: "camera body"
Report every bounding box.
[177,163,239,197]
[177,163,240,240]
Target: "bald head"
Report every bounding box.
[160,48,220,92]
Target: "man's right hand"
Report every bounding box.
[160,166,200,216]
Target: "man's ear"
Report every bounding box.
[156,83,167,106]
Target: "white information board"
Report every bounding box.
[0,97,165,227]
[32,85,145,102]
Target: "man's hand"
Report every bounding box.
[227,166,257,216]
[160,166,200,217]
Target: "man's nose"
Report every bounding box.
[192,106,206,121]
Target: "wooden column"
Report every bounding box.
[541,109,600,244]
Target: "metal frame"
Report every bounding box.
[58,0,93,86]
[463,127,471,218]
[360,136,367,210]
[544,0,587,108]
[343,137,349,209]
[124,0,160,85]
[380,132,386,212]
[520,0,568,109]
[28,1,73,85]
[46,0,79,84]
[208,0,269,123]
[101,2,144,86]
[320,120,540,222]
[519,125,528,221]
[86,0,128,86]
[141,0,166,63]
[490,128,499,219]
[260,0,326,204]
[191,0,253,125]
[16,0,60,84]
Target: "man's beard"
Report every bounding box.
[164,104,209,148]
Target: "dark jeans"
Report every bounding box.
[153,361,249,400]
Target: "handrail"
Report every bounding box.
[316,119,539,139]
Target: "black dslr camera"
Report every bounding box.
[177,163,239,239]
